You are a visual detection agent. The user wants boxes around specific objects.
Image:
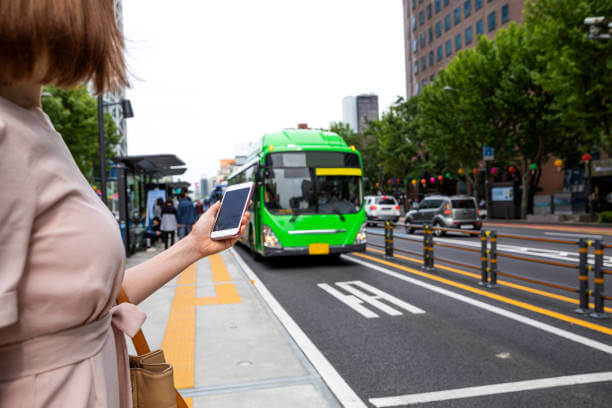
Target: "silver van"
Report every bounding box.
[405,195,481,236]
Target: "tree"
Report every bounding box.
[41,85,120,183]
[525,0,612,152]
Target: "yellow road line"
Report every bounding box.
[353,252,612,336]
[161,255,242,406]
[367,247,612,313]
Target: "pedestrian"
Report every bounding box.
[0,2,249,405]
[153,197,164,219]
[160,198,178,249]
[195,199,204,220]
[145,216,163,248]
[177,190,196,239]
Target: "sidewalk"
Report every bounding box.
[126,246,340,408]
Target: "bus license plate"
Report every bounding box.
[309,243,329,255]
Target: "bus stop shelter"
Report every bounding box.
[112,154,188,253]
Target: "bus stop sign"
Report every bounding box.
[483,145,495,161]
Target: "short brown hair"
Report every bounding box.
[0,0,128,94]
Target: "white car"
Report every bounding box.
[364,195,401,226]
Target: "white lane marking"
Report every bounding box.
[343,255,612,355]
[231,249,367,408]
[337,281,426,315]
[318,283,380,318]
[544,232,604,239]
[369,372,612,407]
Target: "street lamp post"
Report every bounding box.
[97,96,134,206]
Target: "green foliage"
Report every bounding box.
[41,85,120,183]
[598,211,612,223]
[525,0,612,151]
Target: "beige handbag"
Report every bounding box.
[117,288,188,408]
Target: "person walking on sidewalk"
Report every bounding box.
[160,198,178,249]
[0,2,249,407]
[177,190,196,240]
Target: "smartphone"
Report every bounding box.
[210,182,254,240]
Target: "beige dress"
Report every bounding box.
[0,96,145,407]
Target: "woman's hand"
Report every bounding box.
[186,201,250,258]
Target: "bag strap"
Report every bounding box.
[116,287,189,408]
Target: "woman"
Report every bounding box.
[154,197,164,219]
[0,1,247,407]
[160,197,178,249]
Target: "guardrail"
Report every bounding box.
[366,220,609,319]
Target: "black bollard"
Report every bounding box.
[590,240,607,319]
[574,239,590,315]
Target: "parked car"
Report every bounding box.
[365,195,401,226]
[405,195,481,236]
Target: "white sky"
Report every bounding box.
[123,0,406,186]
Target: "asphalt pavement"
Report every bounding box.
[233,222,612,407]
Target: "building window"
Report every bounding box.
[420,33,426,48]
[421,56,426,71]
[419,11,425,26]
[429,50,434,66]
[413,39,418,53]
[501,4,509,23]
[454,7,461,25]
[435,0,441,13]
[475,0,482,11]
[488,11,496,32]
[445,39,452,56]
[415,83,420,95]
[411,0,416,9]
[444,14,451,31]
[437,45,443,61]
[444,0,449,7]
[464,0,471,18]
[428,27,433,43]
[412,17,417,31]
[422,79,427,88]
[455,33,462,51]
[476,19,483,35]
[436,21,442,37]
[465,26,473,45]
[414,61,419,74]
[427,4,432,20]
[430,74,435,82]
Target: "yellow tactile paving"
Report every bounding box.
[177,262,197,285]
[209,253,231,282]
[161,255,242,398]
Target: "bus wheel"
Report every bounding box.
[249,227,262,261]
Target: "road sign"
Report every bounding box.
[483,145,495,161]
[318,280,425,318]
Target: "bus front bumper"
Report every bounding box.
[263,243,366,257]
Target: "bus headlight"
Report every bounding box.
[263,224,281,248]
[354,222,367,244]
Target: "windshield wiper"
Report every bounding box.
[331,205,346,222]
[290,208,301,223]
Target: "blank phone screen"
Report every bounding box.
[213,188,250,232]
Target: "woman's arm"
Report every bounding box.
[122,201,248,304]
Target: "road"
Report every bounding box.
[232,223,612,407]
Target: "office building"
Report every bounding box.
[403,0,524,98]
[342,94,379,133]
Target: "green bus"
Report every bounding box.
[228,129,367,258]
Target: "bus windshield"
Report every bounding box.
[263,152,362,215]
